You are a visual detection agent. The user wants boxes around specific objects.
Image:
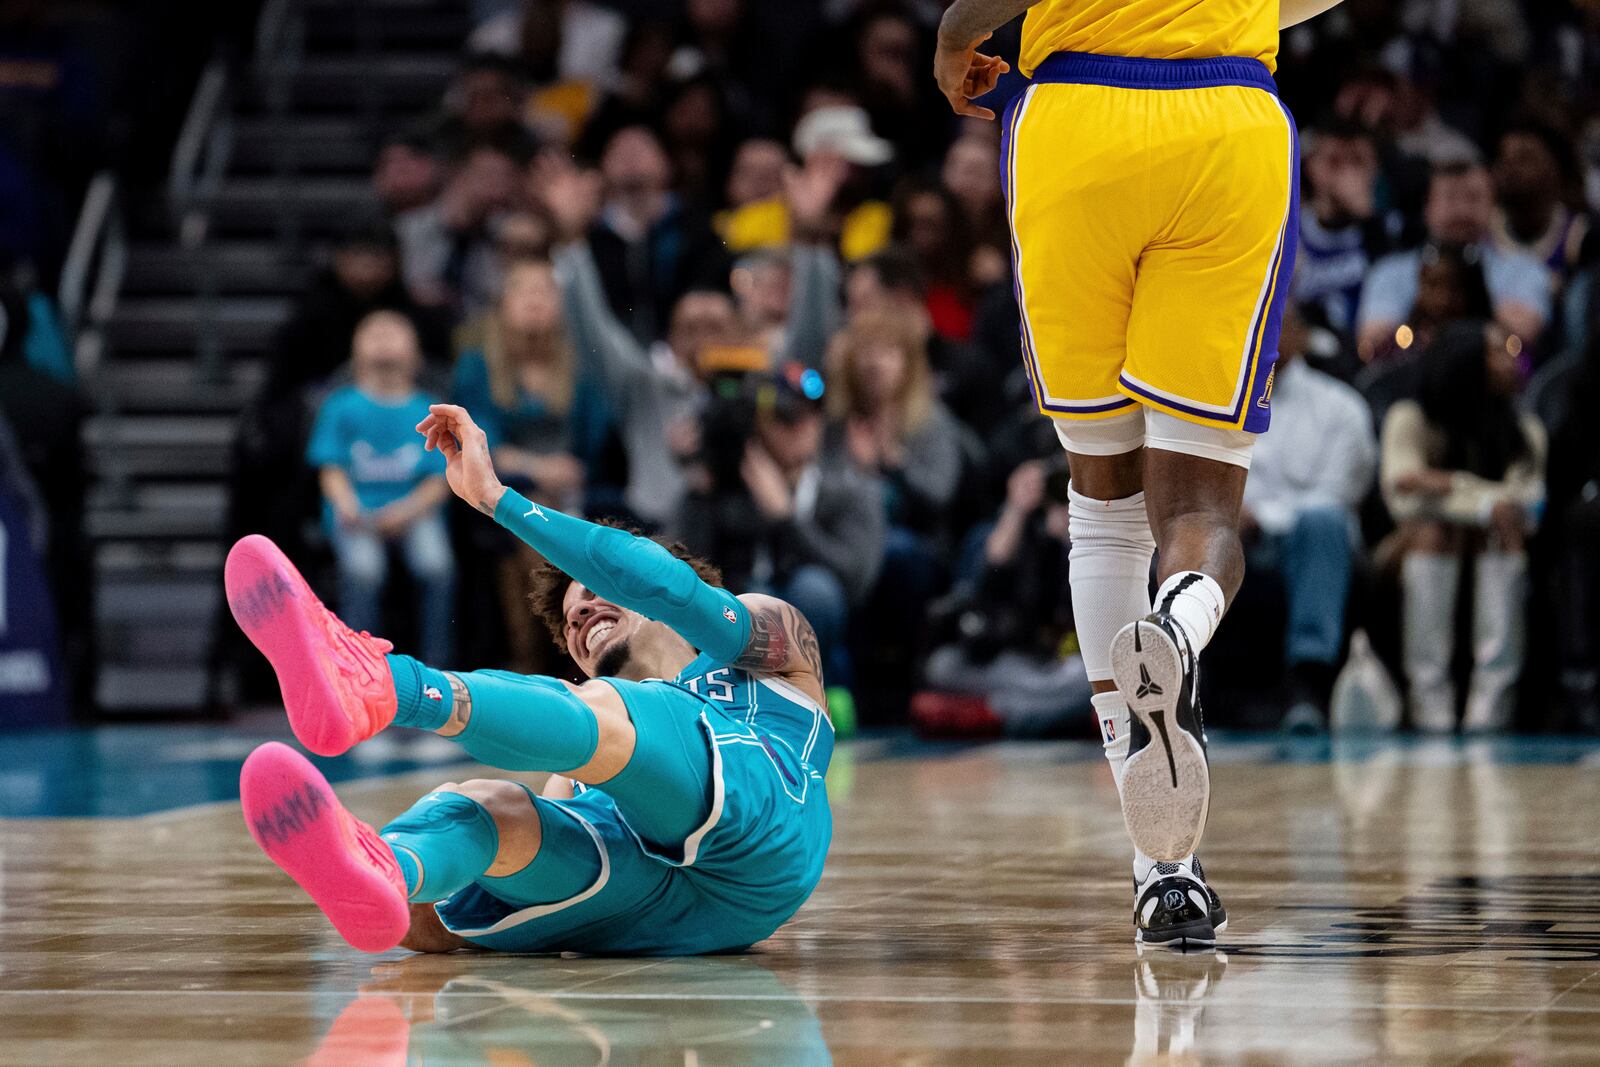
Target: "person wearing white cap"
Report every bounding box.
[792,106,895,169]
[718,105,897,264]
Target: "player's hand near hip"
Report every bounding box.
[417,404,506,517]
[933,31,1008,120]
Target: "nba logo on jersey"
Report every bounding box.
[723,607,738,623]
[423,685,443,702]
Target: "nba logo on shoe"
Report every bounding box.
[423,685,443,702]
[723,607,738,623]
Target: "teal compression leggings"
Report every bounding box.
[387,659,714,852]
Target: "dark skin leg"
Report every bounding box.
[1067,446,1249,694]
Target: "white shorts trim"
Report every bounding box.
[1053,408,1254,469]
[677,715,726,865]
[439,806,612,937]
[622,711,726,868]
[1052,407,1145,456]
[755,676,833,763]
[1145,410,1254,469]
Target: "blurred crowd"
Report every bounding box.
[8,0,1600,735]
[0,0,245,716]
[231,0,1600,737]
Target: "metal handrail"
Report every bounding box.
[257,0,307,250]
[255,0,296,79]
[57,170,126,380]
[58,170,117,338]
[169,54,232,227]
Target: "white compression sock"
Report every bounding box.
[1097,690,1183,883]
[1134,849,1195,883]
[1068,488,1157,683]
[1153,571,1227,656]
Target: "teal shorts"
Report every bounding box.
[433,679,832,955]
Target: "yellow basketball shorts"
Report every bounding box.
[1000,52,1299,433]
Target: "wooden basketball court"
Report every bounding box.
[4,730,1598,1064]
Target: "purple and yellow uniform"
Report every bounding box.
[1002,0,1297,432]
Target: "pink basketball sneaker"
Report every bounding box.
[241,742,410,953]
[225,534,397,756]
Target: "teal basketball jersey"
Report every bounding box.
[434,658,834,955]
[673,652,836,778]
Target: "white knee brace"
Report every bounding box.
[1067,487,1158,682]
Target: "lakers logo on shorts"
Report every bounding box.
[1256,366,1277,410]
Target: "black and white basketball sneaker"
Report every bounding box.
[1134,856,1223,950]
[1110,612,1210,861]
[1190,855,1227,934]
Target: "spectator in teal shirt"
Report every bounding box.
[307,311,455,664]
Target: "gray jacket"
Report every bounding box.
[557,240,851,526]
[554,241,702,526]
[823,402,973,539]
[781,244,844,370]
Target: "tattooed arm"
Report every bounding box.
[419,402,828,701]
[733,593,829,709]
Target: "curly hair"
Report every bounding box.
[525,519,725,653]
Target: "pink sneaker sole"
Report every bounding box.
[241,742,410,953]
[225,534,387,756]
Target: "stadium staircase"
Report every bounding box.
[77,0,471,714]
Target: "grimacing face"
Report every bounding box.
[560,580,649,679]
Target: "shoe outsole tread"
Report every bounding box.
[1112,618,1210,861]
[241,742,410,953]
[226,534,393,756]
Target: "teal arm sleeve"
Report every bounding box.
[493,488,752,663]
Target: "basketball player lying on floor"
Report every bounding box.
[226,402,833,955]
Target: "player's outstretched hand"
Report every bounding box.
[416,404,505,516]
[933,32,1008,120]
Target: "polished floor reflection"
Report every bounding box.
[4,734,1600,1064]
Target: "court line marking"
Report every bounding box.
[3,989,1600,1014]
[135,761,489,823]
[1452,969,1600,1063]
